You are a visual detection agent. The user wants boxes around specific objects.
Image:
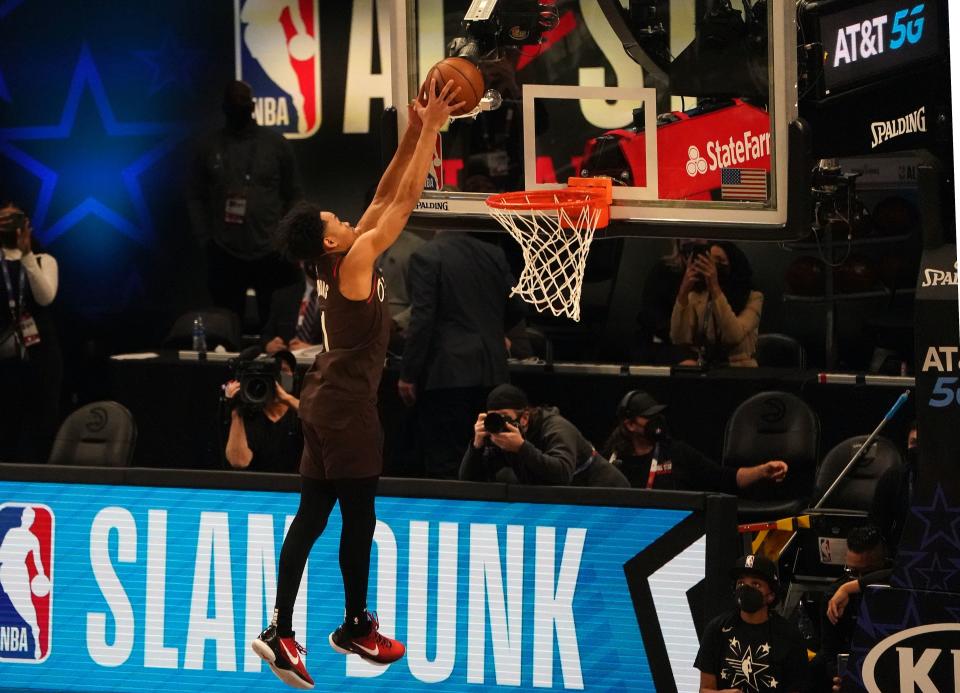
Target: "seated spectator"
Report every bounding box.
[811,525,890,691]
[460,384,628,488]
[671,241,763,367]
[603,390,787,492]
[0,203,62,464]
[223,351,302,472]
[261,264,323,354]
[695,554,808,693]
[869,421,918,553]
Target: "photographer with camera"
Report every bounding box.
[223,350,301,472]
[460,384,628,488]
[671,241,763,367]
[695,554,808,692]
[604,390,787,492]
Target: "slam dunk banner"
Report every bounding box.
[0,481,704,692]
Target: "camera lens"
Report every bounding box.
[245,377,269,402]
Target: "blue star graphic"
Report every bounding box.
[910,485,960,552]
[915,554,960,592]
[0,44,187,246]
[134,32,203,95]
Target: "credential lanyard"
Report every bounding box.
[0,253,25,323]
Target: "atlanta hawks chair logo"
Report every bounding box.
[234,0,321,138]
[0,504,53,663]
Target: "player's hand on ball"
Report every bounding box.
[416,79,466,132]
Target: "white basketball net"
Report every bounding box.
[487,192,602,322]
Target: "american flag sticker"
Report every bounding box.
[720,168,768,201]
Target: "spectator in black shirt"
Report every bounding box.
[460,384,629,488]
[695,554,807,693]
[187,80,302,329]
[603,390,788,492]
[810,525,890,691]
[223,352,302,472]
[869,421,918,553]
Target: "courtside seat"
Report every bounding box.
[812,435,902,512]
[722,391,820,522]
[48,401,137,467]
[757,333,807,369]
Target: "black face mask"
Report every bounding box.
[224,103,254,130]
[735,584,766,613]
[906,446,918,466]
[642,415,669,442]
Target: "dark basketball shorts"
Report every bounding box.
[299,404,383,480]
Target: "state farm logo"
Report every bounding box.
[685,131,771,177]
[862,623,960,692]
[685,146,708,177]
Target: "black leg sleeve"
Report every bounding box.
[274,476,337,635]
[334,476,379,623]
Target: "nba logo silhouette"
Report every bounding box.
[235,0,322,138]
[0,504,53,663]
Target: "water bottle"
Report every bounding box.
[192,315,208,357]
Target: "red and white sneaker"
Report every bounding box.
[251,625,315,690]
[328,611,406,666]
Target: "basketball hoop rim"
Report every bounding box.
[484,188,604,212]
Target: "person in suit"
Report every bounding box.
[398,231,524,479]
[261,264,322,354]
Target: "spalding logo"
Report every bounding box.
[862,623,960,692]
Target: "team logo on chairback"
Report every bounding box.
[234,0,321,138]
[0,504,54,662]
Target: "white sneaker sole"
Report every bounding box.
[251,639,315,690]
[327,632,392,667]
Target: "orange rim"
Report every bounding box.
[485,189,601,212]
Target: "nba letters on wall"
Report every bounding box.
[0,481,717,692]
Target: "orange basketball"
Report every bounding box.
[419,57,485,116]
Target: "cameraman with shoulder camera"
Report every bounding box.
[223,350,302,472]
[460,384,628,488]
[603,390,787,492]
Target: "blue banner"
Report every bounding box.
[0,481,701,692]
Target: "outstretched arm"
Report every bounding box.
[339,80,463,299]
[355,104,423,234]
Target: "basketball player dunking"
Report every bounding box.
[251,80,464,690]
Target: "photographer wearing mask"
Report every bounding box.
[223,350,302,472]
[671,241,763,367]
[0,204,61,463]
[695,555,807,693]
[604,390,788,492]
[460,384,628,488]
